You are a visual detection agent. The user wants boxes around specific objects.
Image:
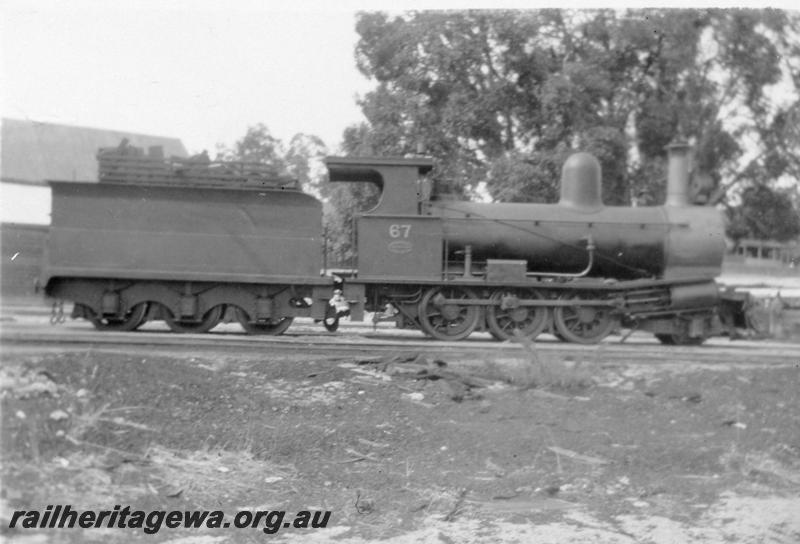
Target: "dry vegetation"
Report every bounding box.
[1,342,799,543]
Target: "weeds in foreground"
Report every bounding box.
[145,445,298,505]
[483,332,597,391]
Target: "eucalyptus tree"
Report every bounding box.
[347,8,799,241]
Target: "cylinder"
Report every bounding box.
[670,281,719,310]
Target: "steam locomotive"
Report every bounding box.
[40,140,733,344]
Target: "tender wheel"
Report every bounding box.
[553,294,617,344]
[418,286,480,341]
[164,304,224,333]
[486,289,549,341]
[82,302,149,332]
[744,301,770,336]
[655,321,707,346]
[674,334,706,346]
[323,305,340,332]
[655,333,676,345]
[235,307,293,335]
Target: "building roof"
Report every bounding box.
[1,118,187,185]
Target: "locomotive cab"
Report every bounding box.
[326,157,444,281]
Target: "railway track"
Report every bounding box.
[1,318,797,364]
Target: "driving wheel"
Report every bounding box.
[486,289,549,341]
[418,286,480,341]
[553,294,616,344]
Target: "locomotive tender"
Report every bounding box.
[41,140,728,344]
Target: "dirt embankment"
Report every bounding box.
[1,344,799,543]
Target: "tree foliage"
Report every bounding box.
[215,124,329,195]
[215,123,287,171]
[346,9,799,239]
[285,133,328,195]
[214,124,365,267]
[726,185,800,243]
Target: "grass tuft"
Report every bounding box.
[482,331,596,391]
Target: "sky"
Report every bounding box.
[1,1,375,155]
[1,0,796,224]
[3,0,795,154]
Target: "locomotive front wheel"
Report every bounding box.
[164,304,224,334]
[486,289,550,341]
[655,334,705,346]
[82,302,149,332]
[654,334,676,345]
[418,286,480,341]
[234,307,294,335]
[655,321,707,346]
[553,295,616,345]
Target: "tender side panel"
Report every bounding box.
[44,182,323,284]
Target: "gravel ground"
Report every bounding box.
[1,335,798,543]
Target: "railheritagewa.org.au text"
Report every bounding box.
[8,505,331,535]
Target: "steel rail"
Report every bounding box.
[1,326,796,362]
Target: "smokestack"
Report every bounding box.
[665,140,691,207]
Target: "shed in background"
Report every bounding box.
[1,118,187,298]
